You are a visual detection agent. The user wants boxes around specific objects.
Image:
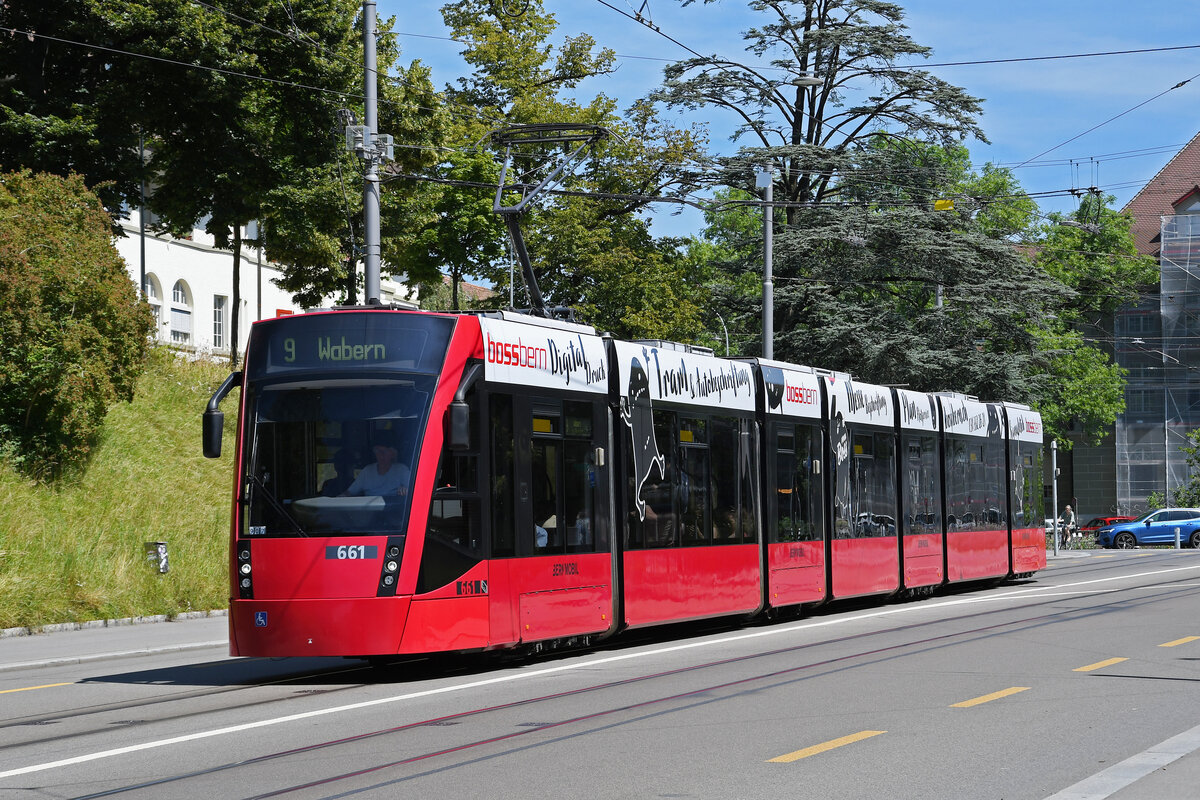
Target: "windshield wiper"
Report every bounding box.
[245,472,309,537]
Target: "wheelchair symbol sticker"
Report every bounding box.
[254,611,268,627]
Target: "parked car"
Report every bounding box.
[1096,509,1200,549]
[1079,515,1135,534]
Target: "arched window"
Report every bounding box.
[170,280,192,344]
[143,274,163,331]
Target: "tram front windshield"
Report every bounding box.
[242,378,435,536]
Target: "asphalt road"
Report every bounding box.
[4,549,1200,799]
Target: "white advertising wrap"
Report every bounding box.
[938,395,991,439]
[479,317,608,394]
[759,363,822,420]
[895,389,938,432]
[612,340,755,412]
[1004,404,1043,443]
[823,375,893,427]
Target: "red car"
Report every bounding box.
[1080,515,1136,533]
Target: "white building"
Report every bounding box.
[114,216,414,358]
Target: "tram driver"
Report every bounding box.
[340,431,410,497]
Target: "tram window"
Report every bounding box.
[770,422,821,543]
[627,411,677,549]
[853,433,873,458]
[678,444,709,546]
[531,438,560,551]
[418,383,483,593]
[711,417,739,544]
[524,399,602,555]
[844,429,896,538]
[1012,443,1044,527]
[903,435,940,535]
[680,417,707,444]
[564,402,592,437]
[490,394,516,557]
[564,440,595,551]
[945,436,1006,532]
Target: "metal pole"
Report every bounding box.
[139,130,146,301]
[1051,440,1059,557]
[757,168,774,360]
[256,221,262,322]
[362,0,381,304]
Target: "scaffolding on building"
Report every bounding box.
[1114,213,1200,512]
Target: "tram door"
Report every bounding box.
[489,391,613,645]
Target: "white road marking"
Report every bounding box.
[1043,721,1200,799]
[4,562,1200,779]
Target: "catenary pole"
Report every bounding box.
[362,0,381,304]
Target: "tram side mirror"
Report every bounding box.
[203,409,224,459]
[203,370,242,460]
[449,400,470,450]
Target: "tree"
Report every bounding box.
[1147,429,1200,509]
[1,1,445,352]
[1035,192,1158,321]
[658,0,985,222]
[0,171,154,480]
[1029,193,1159,445]
[402,1,708,336]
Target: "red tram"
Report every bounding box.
[202,306,1045,658]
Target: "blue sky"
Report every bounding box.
[379,1,1200,239]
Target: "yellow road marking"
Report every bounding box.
[1160,636,1200,648]
[1075,657,1128,672]
[951,686,1030,708]
[768,730,886,763]
[1093,554,1114,559]
[0,682,72,695]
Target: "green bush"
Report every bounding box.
[0,170,154,480]
[0,349,236,628]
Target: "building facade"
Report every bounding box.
[115,216,416,358]
[1070,133,1200,517]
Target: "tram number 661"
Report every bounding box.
[325,545,378,560]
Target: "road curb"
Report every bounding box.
[0,609,227,640]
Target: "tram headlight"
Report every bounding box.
[388,545,400,557]
[385,560,398,573]
[240,563,252,575]
[240,578,251,589]
[383,575,395,586]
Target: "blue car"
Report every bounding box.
[1097,508,1200,549]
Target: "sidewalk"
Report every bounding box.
[0,611,229,673]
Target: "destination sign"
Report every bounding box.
[245,311,455,377]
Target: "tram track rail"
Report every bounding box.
[42,565,1200,800]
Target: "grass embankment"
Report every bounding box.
[0,349,237,629]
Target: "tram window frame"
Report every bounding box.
[835,425,898,539]
[767,421,823,544]
[1009,442,1044,529]
[901,434,940,536]
[624,409,757,550]
[521,395,604,557]
[489,393,516,558]
[944,433,1007,533]
[417,378,484,594]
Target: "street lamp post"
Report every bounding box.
[756,166,774,359]
[755,73,821,361]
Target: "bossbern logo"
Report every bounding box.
[484,327,607,389]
